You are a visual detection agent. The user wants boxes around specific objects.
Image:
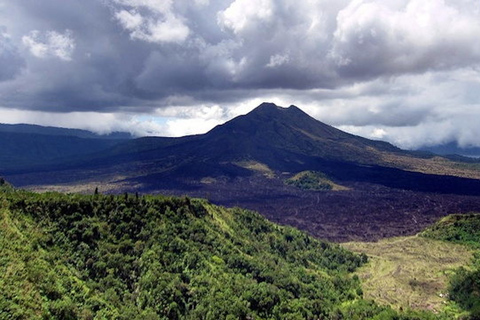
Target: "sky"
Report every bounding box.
[1,0,480,149]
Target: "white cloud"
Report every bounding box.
[330,0,480,77]
[217,0,275,34]
[22,31,48,57]
[22,29,75,61]
[115,10,143,30]
[0,106,170,136]
[371,127,387,139]
[165,118,221,136]
[266,53,289,68]
[143,16,189,43]
[111,0,190,43]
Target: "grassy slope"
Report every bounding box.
[342,236,472,316]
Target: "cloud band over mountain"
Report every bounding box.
[1,0,480,149]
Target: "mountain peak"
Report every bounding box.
[247,102,310,118]
[250,102,284,114]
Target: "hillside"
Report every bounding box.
[0,185,445,319]
[343,236,473,316]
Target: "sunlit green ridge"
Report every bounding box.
[0,185,443,319]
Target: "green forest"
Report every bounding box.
[0,181,465,319]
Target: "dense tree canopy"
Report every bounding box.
[0,185,443,319]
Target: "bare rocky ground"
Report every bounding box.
[12,165,480,243]
[138,174,480,242]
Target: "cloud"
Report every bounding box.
[266,53,290,68]
[340,112,480,150]
[111,0,190,43]
[329,0,480,78]
[1,0,480,149]
[0,27,24,81]
[217,0,275,34]
[22,29,75,61]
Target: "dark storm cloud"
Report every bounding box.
[0,27,24,81]
[1,0,480,147]
[2,0,480,111]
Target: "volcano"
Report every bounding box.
[4,102,480,241]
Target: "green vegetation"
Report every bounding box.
[0,182,463,319]
[0,187,377,319]
[421,214,480,318]
[0,177,13,191]
[420,214,480,248]
[285,171,347,191]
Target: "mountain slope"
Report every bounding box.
[204,103,400,164]
[86,103,480,188]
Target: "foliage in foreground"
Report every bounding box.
[421,214,480,319]
[0,185,439,319]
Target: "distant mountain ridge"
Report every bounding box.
[0,123,133,139]
[420,141,480,158]
[0,123,133,171]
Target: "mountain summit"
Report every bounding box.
[202,102,400,169]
